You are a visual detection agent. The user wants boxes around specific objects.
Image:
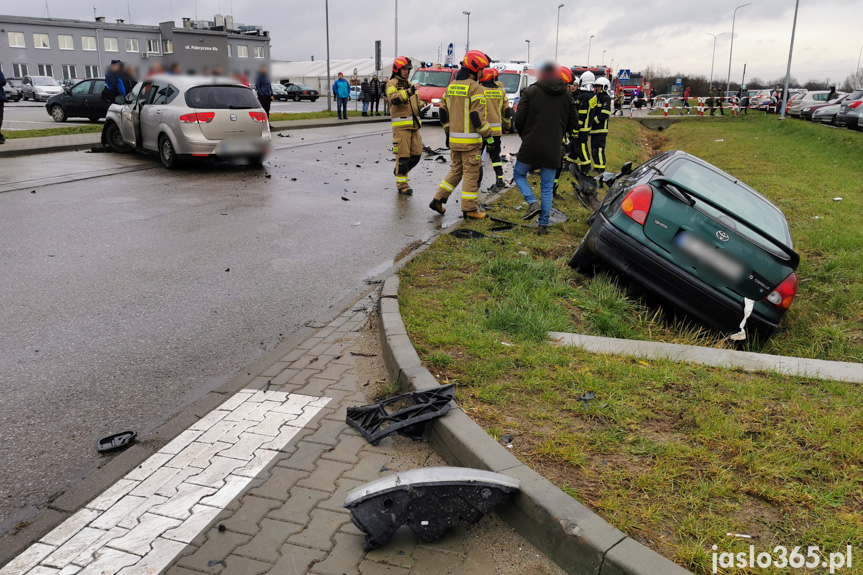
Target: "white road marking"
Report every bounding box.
[0,391,330,575]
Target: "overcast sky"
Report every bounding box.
[4,0,861,83]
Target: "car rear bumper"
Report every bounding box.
[584,213,781,335]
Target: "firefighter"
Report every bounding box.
[590,77,612,172]
[429,50,494,219]
[477,67,511,189]
[574,71,597,175]
[553,66,576,195]
[385,56,424,194]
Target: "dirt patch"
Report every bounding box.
[394,239,426,263]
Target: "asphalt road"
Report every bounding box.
[0,122,520,532]
[2,98,333,131]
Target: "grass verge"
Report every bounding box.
[269,110,366,122]
[3,125,103,140]
[398,115,863,573]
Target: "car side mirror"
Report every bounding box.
[64,87,71,94]
[620,161,633,175]
[115,95,127,105]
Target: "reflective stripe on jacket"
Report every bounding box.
[385,77,422,130]
[440,79,492,150]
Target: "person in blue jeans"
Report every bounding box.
[333,72,351,120]
[512,63,580,234]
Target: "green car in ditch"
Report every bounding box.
[570,150,799,337]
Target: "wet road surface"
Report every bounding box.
[0,122,519,530]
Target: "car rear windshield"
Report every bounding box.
[847,90,863,101]
[412,70,453,88]
[498,73,520,93]
[664,159,791,244]
[34,77,59,86]
[295,85,314,91]
[185,85,260,109]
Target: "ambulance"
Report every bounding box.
[491,61,537,110]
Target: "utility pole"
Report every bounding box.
[555,4,564,60]
[463,11,471,53]
[780,0,799,120]
[325,0,332,112]
[525,39,530,62]
[587,35,594,66]
[726,3,751,97]
[741,63,747,88]
[602,50,606,66]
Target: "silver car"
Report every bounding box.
[22,75,64,101]
[102,75,272,169]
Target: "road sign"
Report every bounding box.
[375,40,382,73]
[445,43,454,66]
[618,69,630,80]
[676,78,682,85]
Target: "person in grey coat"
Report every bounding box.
[369,75,382,116]
[361,78,372,116]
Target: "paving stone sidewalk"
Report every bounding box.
[160,293,564,575]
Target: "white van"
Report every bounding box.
[491,62,537,109]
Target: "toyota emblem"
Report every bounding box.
[716,230,730,242]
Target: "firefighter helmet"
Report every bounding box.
[392,56,412,74]
[479,68,496,83]
[580,71,596,89]
[595,77,611,92]
[559,66,574,85]
[462,50,490,73]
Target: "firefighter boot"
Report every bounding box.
[463,210,487,220]
[429,198,446,214]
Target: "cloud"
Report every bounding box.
[12,0,862,81]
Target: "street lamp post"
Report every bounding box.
[394,0,398,58]
[602,50,606,66]
[555,4,564,60]
[325,0,331,112]
[587,34,594,65]
[463,11,471,53]
[610,58,614,71]
[726,3,751,97]
[525,39,531,62]
[856,43,862,79]
[780,0,800,120]
[706,32,726,89]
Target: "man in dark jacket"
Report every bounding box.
[0,68,7,144]
[254,65,274,118]
[103,60,128,103]
[360,78,372,116]
[370,75,382,115]
[513,62,580,235]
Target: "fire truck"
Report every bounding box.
[571,65,613,84]
[411,64,459,121]
[614,71,651,105]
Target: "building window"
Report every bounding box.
[62,65,77,80]
[8,32,26,48]
[13,63,29,76]
[146,39,159,53]
[33,33,50,49]
[237,45,248,58]
[163,40,173,54]
[227,44,232,57]
[85,65,100,79]
[104,37,118,52]
[37,64,54,77]
[58,35,74,50]
[253,46,265,58]
[125,38,139,53]
[82,36,97,51]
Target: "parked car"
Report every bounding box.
[569,150,799,337]
[271,83,289,101]
[801,94,847,121]
[3,82,21,102]
[45,78,108,122]
[747,89,773,107]
[349,85,362,101]
[101,75,272,169]
[789,90,840,117]
[835,90,863,128]
[6,78,24,100]
[285,83,319,102]
[61,78,87,89]
[21,75,64,101]
[811,101,845,125]
[843,107,863,131]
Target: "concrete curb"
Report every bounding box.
[550,331,863,383]
[0,116,391,158]
[377,275,692,575]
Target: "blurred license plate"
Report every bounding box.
[217,140,260,155]
[673,231,745,283]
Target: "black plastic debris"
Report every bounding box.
[449,229,486,239]
[97,431,137,452]
[346,384,455,445]
[500,433,514,444]
[344,467,519,550]
[577,391,596,408]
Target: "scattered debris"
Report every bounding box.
[434,156,447,163]
[450,229,486,239]
[290,177,297,181]
[349,351,377,357]
[342,197,350,201]
[500,433,514,444]
[97,431,137,452]
[346,384,455,445]
[344,467,520,550]
[86,146,107,153]
[262,379,271,393]
[500,342,513,347]
[218,524,226,533]
[207,560,223,567]
[726,533,752,539]
[225,268,230,272]
[833,197,843,202]
[30,190,36,194]
[379,465,389,473]
[577,391,596,409]
[352,221,362,226]
[277,133,290,138]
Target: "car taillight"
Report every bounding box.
[620,185,653,225]
[249,111,267,122]
[849,101,862,109]
[766,273,798,309]
[179,112,215,123]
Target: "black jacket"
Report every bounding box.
[0,70,7,103]
[514,80,579,169]
[361,80,372,102]
[370,78,381,99]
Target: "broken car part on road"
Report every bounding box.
[344,467,520,550]
[346,384,455,445]
[96,430,137,452]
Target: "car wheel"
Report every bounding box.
[50,105,67,123]
[104,122,131,153]
[249,154,265,166]
[311,98,318,102]
[88,115,101,122]
[159,134,179,169]
[568,235,598,275]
